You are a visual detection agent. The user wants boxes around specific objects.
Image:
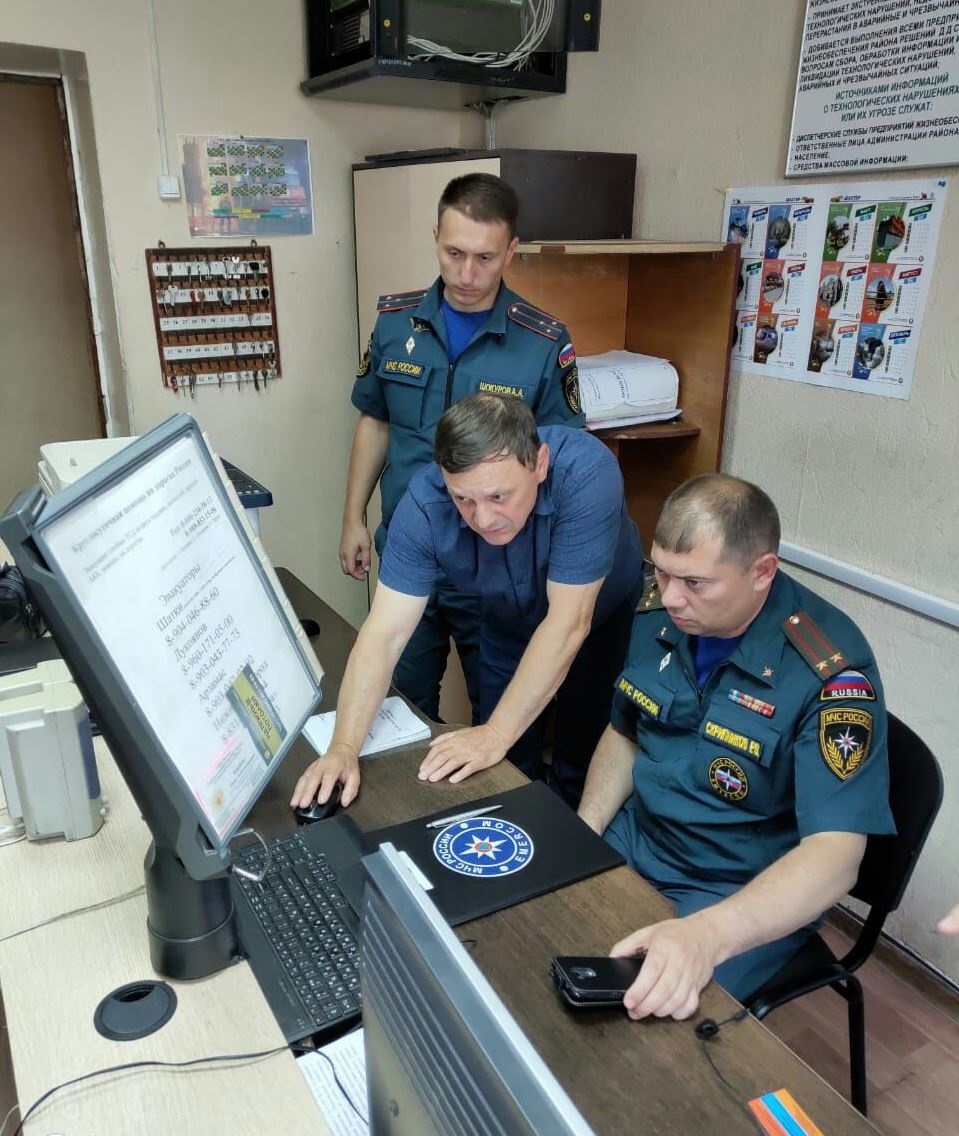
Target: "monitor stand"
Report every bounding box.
[144,840,240,980]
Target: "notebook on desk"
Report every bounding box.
[359,781,625,926]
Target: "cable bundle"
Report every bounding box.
[408,0,556,69]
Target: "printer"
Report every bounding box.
[0,658,107,841]
[38,436,273,535]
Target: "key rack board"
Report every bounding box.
[146,243,282,392]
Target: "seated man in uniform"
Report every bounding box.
[340,173,584,724]
[295,393,642,811]
[578,473,893,1017]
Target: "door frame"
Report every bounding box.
[0,71,110,436]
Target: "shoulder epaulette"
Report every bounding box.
[636,572,664,613]
[507,301,564,341]
[377,288,428,314]
[782,611,847,680]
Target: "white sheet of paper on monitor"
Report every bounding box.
[37,429,318,844]
[303,696,430,759]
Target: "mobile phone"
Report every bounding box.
[549,955,644,1010]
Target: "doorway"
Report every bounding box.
[0,74,105,506]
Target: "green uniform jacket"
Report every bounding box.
[351,278,585,538]
[607,570,895,897]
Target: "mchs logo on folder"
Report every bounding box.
[362,781,625,926]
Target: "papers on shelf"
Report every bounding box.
[589,408,683,431]
[303,696,430,759]
[297,1028,368,1135]
[577,349,680,428]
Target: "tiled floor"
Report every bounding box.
[1,924,956,1134]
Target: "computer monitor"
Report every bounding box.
[0,413,322,976]
[360,842,597,1136]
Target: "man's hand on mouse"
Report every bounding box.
[291,742,361,809]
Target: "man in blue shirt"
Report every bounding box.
[577,474,894,1016]
[294,394,642,811]
[340,174,584,724]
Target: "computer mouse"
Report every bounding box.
[294,784,341,824]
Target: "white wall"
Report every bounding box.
[2,0,468,631]
[495,0,959,979]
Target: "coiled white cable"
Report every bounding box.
[408,0,556,69]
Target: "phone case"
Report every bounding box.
[550,955,644,1009]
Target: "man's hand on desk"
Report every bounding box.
[610,913,720,1021]
[418,723,509,784]
[291,743,361,808]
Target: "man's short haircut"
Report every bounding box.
[437,173,520,238]
[653,474,781,570]
[434,394,540,473]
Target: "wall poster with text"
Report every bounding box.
[788,0,959,176]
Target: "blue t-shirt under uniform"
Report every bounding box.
[694,634,743,689]
[441,299,491,364]
[378,426,643,642]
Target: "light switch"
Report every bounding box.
[158,174,181,200]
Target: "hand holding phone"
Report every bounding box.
[550,954,644,1010]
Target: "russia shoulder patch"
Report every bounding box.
[558,342,576,369]
[820,669,876,702]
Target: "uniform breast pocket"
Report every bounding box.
[462,375,535,405]
[700,700,783,771]
[613,668,676,752]
[378,359,433,429]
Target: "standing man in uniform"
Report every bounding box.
[578,474,893,1018]
[340,173,584,723]
[297,394,641,812]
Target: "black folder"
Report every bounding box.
[360,781,625,926]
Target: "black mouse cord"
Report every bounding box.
[692,1008,767,1135]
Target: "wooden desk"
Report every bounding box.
[0,571,878,1135]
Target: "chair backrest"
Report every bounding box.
[844,712,944,968]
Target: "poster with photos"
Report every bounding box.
[722,178,947,399]
[181,135,313,238]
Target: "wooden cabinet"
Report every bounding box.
[504,240,739,548]
[352,149,636,350]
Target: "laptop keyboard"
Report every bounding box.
[232,829,361,1034]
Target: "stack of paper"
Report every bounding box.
[577,349,681,429]
[303,696,430,758]
[297,1029,368,1135]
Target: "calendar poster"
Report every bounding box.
[181,135,314,238]
[722,178,947,399]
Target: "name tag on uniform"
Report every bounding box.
[477,381,525,399]
[704,720,764,760]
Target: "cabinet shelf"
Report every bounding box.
[505,239,739,545]
[590,422,702,443]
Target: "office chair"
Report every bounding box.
[744,712,944,1116]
